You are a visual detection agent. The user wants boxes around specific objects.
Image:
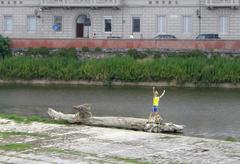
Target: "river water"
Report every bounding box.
[0,84,240,140]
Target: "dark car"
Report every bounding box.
[154,34,176,40]
[107,36,121,39]
[196,34,220,40]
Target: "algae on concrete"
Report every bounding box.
[0,143,33,151]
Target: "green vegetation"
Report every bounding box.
[82,46,90,52]
[0,50,240,84]
[225,136,238,142]
[127,49,147,59]
[95,47,102,52]
[0,143,32,151]
[26,47,50,57]
[43,147,153,164]
[0,113,68,124]
[0,131,48,138]
[159,136,179,139]
[26,47,78,58]
[0,35,11,59]
[168,162,189,164]
[53,48,77,58]
[0,56,82,80]
[111,156,154,164]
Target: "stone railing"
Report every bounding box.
[205,0,240,8]
[0,0,39,6]
[40,0,122,7]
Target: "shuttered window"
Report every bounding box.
[53,16,62,32]
[219,16,229,34]
[183,16,192,33]
[157,16,166,34]
[132,17,140,33]
[4,16,13,32]
[104,17,112,32]
[27,16,37,32]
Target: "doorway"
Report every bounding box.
[76,15,89,38]
[76,23,84,38]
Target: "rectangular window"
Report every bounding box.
[183,16,192,33]
[157,16,166,34]
[104,17,112,33]
[27,16,37,32]
[219,16,229,34]
[132,17,140,33]
[53,16,62,32]
[4,16,12,32]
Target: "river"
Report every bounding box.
[0,84,239,140]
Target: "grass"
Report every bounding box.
[168,162,189,164]
[0,131,48,138]
[111,156,154,164]
[159,136,179,139]
[0,52,240,84]
[0,113,68,124]
[0,143,32,151]
[42,147,153,164]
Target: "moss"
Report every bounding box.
[225,136,238,142]
[0,113,68,124]
[0,131,48,138]
[0,143,32,151]
[42,147,153,164]
[168,161,189,164]
[42,147,96,157]
[111,156,154,164]
[159,136,179,139]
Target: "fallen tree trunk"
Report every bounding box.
[48,105,184,133]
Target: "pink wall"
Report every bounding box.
[10,39,240,51]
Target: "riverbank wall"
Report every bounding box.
[11,38,240,54]
[1,80,240,89]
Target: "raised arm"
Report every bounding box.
[160,90,166,98]
[153,87,156,95]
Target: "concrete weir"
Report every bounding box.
[0,118,240,164]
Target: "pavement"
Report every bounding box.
[0,118,240,164]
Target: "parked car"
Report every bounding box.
[107,36,121,39]
[154,34,176,40]
[196,34,220,40]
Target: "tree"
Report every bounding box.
[0,35,11,59]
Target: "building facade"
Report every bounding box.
[0,0,240,39]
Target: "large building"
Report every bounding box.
[0,0,240,39]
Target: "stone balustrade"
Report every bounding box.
[205,0,239,8]
[40,0,122,7]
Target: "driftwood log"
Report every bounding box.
[48,104,184,133]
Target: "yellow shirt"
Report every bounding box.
[153,96,160,106]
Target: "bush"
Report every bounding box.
[95,47,102,52]
[26,47,49,57]
[82,47,90,52]
[189,49,205,57]
[127,49,147,59]
[127,49,138,58]
[153,51,166,59]
[53,48,77,58]
[0,35,11,59]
